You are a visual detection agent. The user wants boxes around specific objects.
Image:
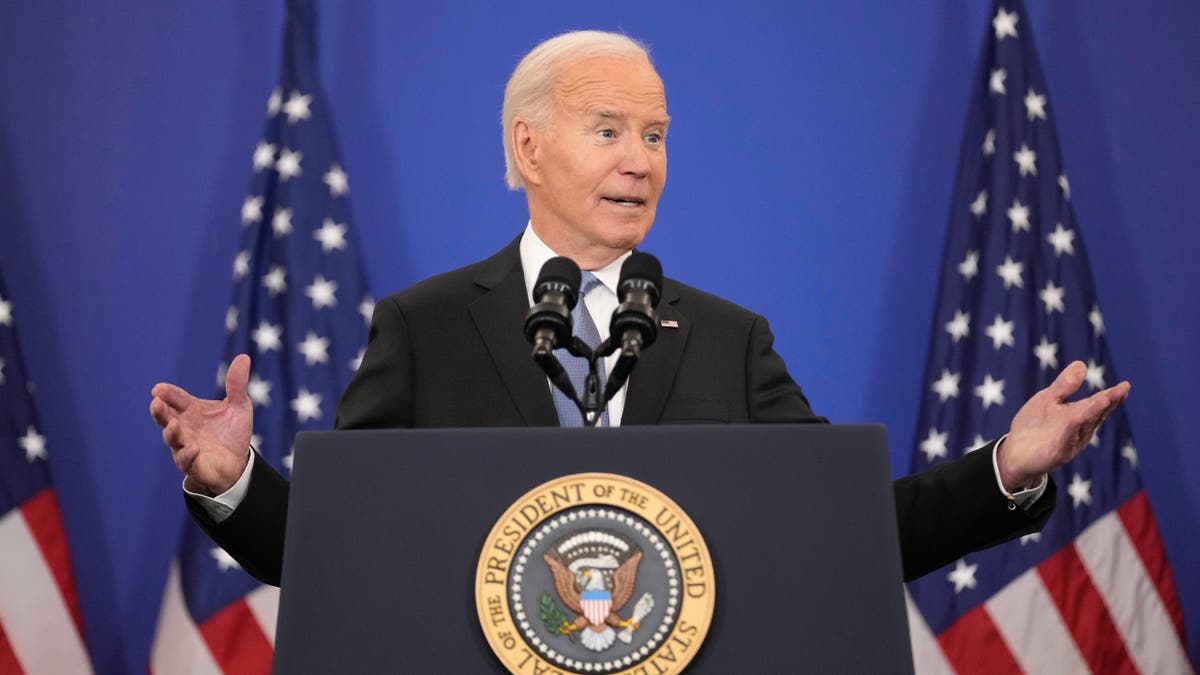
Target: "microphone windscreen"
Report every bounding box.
[619,252,663,305]
[534,256,582,305]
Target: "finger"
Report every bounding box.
[1078,380,1131,421]
[224,353,252,402]
[151,382,195,412]
[163,419,184,450]
[1045,361,1087,402]
[173,444,199,474]
[149,397,177,428]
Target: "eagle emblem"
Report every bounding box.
[542,528,655,652]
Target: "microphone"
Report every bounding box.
[524,257,581,355]
[604,253,662,400]
[525,257,582,403]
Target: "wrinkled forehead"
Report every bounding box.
[553,56,668,118]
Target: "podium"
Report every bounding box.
[272,425,914,674]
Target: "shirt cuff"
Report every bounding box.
[182,447,255,523]
[991,434,1048,510]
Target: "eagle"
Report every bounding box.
[544,549,644,652]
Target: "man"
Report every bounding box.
[150,31,1128,587]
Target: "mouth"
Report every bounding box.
[602,196,646,208]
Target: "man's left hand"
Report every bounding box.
[999,360,1131,492]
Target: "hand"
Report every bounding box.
[999,360,1130,492]
[150,354,254,496]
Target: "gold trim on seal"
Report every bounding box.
[475,472,715,675]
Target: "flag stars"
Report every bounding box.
[1013,144,1038,176]
[217,361,228,388]
[314,219,348,252]
[969,190,988,219]
[982,129,996,157]
[1040,280,1065,314]
[250,433,264,451]
[297,331,331,365]
[262,265,287,296]
[306,275,338,309]
[247,373,272,406]
[1034,336,1059,370]
[1058,174,1071,200]
[948,559,979,594]
[985,314,1016,350]
[1085,359,1106,391]
[1047,223,1076,256]
[252,141,276,172]
[225,306,238,333]
[964,434,987,454]
[1089,305,1105,336]
[932,369,961,402]
[0,295,12,325]
[996,256,1025,289]
[18,426,47,461]
[211,547,241,572]
[251,321,283,353]
[989,68,1007,96]
[959,250,980,281]
[359,296,375,326]
[920,428,949,462]
[1024,89,1048,121]
[283,448,295,473]
[1007,198,1031,232]
[267,87,282,116]
[946,309,971,343]
[323,164,349,196]
[975,374,1006,409]
[272,207,294,238]
[351,347,366,372]
[291,388,323,422]
[1121,442,1138,469]
[1020,532,1041,545]
[1067,474,1092,508]
[281,90,313,124]
[241,195,264,224]
[993,7,1019,40]
[275,148,302,181]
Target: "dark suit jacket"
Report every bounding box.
[188,236,1055,585]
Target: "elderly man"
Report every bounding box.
[150,31,1129,587]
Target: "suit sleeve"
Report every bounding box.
[744,314,828,423]
[183,297,417,587]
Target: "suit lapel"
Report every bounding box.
[621,280,688,425]
[468,239,560,426]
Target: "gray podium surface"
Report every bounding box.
[273,424,913,674]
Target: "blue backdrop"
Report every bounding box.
[0,2,1196,672]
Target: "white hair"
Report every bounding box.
[502,30,652,191]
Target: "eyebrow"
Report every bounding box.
[588,108,671,126]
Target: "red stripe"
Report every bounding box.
[1117,491,1187,641]
[1037,543,1137,675]
[19,489,86,639]
[0,618,26,675]
[937,604,1023,674]
[198,599,273,674]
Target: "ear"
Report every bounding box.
[512,117,545,187]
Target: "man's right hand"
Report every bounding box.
[150,353,254,496]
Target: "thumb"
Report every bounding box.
[224,353,252,402]
[1046,360,1086,402]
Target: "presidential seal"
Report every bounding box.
[476,473,715,675]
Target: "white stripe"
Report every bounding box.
[150,561,222,675]
[905,589,954,675]
[0,508,93,675]
[1075,512,1195,675]
[245,585,280,646]
[984,568,1089,674]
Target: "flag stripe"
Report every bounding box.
[245,585,280,646]
[19,489,86,639]
[1116,492,1187,641]
[1075,508,1195,675]
[150,563,222,675]
[0,504,93,675]
[984,568,1089,674]
[199,599,274,674]
[1037,542,1137,675]
[936,605,1022,675]
[0,620,25,675]
[905,590,953,674]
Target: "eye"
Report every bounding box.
[644,133,662,144]
[598,129,615,139]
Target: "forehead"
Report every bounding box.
[553,56,668,118]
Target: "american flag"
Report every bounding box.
[0,272,93,672]
[149,1,370,672]
[904,2,1192,673]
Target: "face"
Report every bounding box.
[521,56,669,265]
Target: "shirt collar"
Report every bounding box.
[519,221,629,303]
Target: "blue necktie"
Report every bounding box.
[553,272,609,427]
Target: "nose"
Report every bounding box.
[619,136,651,179]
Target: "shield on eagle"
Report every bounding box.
[580,589,612,628]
